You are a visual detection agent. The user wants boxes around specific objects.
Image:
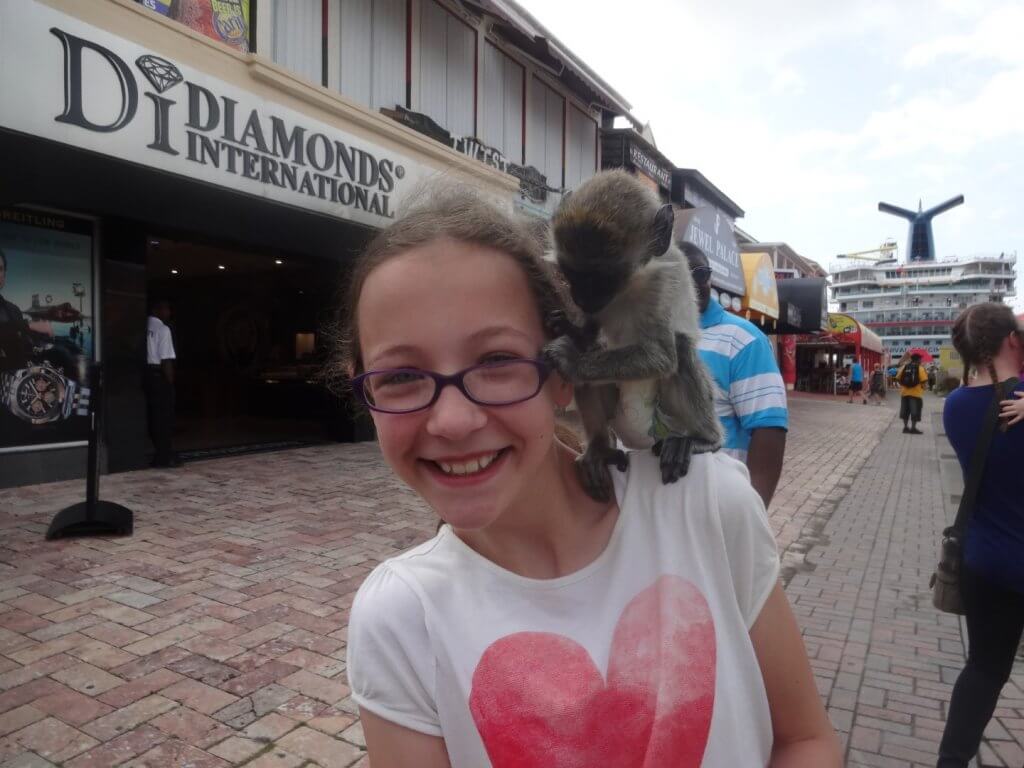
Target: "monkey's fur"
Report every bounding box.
[543,170,723,502]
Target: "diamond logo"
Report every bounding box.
[135,54,183,94]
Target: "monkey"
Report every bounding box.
[542,169,723,503]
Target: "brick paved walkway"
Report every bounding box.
[0,395,1019,766]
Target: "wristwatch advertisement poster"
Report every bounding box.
[0,208,95,451]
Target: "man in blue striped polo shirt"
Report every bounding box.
[683,243,788,507]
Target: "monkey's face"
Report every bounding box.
[553,224,633,315]
[357,238,574,530]
[558,261,629,315]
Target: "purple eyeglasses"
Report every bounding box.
[352,358,551,414]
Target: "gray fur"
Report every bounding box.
[543,170,722,501]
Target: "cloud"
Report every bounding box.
[858,68,1024,157]
[770,66,806,95]
[903,4,1024,67]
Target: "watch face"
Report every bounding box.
[12,366,67,425]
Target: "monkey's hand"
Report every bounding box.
[541,336,582,382]
[575,445,627,503]
[545,310,598,350]
[652,435,694,484]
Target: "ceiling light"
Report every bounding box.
[275,259,283,265]
[218,265,226,270]
[170,269,179,275]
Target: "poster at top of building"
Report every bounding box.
[137,0,250,53]
[0,209,94,453]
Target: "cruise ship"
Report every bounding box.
[830,252,1017,365]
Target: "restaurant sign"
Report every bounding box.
[0,0,426,228]
[628,144,671,190]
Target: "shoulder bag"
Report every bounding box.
[930,377,1020,614]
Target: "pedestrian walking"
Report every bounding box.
[683,243,788,508]
[867,363,886,405]
[847,357,866,404]
[937,303,1024,767]
[897,353,929,434]
[145,298,179,468]
[339,187,841,768]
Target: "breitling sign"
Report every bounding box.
[0,208,94,453]
[0,1,425,228]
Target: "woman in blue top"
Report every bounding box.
[938,302,1024,767]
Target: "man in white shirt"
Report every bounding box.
[146,298,179,467]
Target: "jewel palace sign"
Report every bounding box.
[0,1,428,228]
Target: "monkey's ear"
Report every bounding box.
[651,204,675,258]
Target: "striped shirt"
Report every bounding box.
[697,301,789,461]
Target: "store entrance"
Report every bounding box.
[146,236,352,459]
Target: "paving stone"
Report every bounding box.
[50,663,123,697]
[7,717,98,763]
[82,695,178,741]
[240,712,297,742]
[207,735,264,763]
[63,725,167,768]
[160,679,238,716]
[31,689,113,727]
[277,725,363,767]
[0,707,45,738]
[97,669,184,708]
[121,738,229,768]
[149,706,233,748]
[278,670,349,705]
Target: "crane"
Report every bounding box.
[836,240,898,262]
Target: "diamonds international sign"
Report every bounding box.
[0,0,426,229]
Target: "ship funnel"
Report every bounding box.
[878,195,964,262]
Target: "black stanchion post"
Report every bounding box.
[45,363,134,540]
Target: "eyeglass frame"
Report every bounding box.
[351,357,552,414]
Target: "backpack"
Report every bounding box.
[900,363,919,388]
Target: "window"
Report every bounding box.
[419,0,476,137]
[272,0,324,86]
[527,77,565,191]
[481,42,524,162]
[336,0,406,111]
[862,300,874,308]
[564,105,597,191]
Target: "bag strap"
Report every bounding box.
[950,376,1020,537]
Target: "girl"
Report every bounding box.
[339,187,840,767]
[938,303,1024,767]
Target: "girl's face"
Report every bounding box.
[357,238,572,530]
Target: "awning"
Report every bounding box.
[827,313,884,354]
[774,277,829,334]
[739,252,779,320]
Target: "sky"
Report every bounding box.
[518,0,1023,311]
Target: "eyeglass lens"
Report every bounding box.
[361,360,543,412]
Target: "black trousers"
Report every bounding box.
[144,368,176,465]
[900,395,923,424]
[937,565,1024,767]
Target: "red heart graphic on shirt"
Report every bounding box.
[469,575,716,768]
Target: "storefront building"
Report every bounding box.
[0,0,631,487]
[795,312,884,394]
[774,276,830,389]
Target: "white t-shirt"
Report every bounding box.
[347,451,780,767]
[146,316,176,365]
